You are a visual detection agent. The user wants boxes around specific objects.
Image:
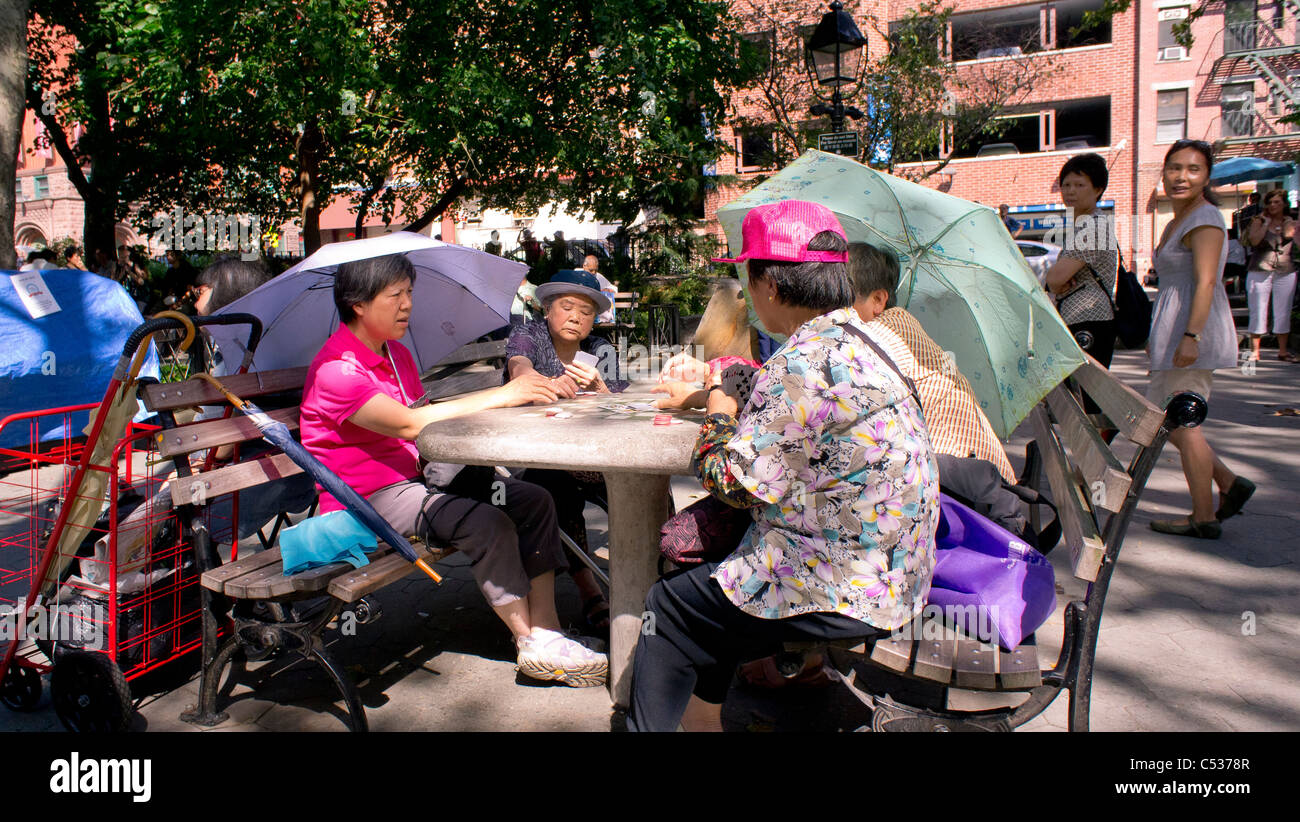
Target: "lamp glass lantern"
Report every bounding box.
[805,1,867,89]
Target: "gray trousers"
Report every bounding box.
[368,472,567,607]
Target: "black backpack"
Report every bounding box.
[1081,252,1151,349]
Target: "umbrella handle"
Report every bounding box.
[193,371,252,411]
[150,310,197,351]
[414,558,443,584]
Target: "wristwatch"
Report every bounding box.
[1184,331,1201,342]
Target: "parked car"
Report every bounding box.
[1017,240,1061,284]
[977,45,1024,59]
[976,142,1020,157]
[1056,135,1099,151]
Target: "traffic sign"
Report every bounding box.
[818,131,859,157]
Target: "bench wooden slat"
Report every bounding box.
[1045,385,1132,513]
[1029,406,1106,582]
[998,644,1042,689]
[423,367,504,402]
[427,340,507,370]
[1068,355,1164,446]
[201,548,283,592]
[155,407,300,458]
[228,556,334,599]
[912,635,956,684]
[329,542,450,602]
[141,367,308,412]
[869,635,915,673]
[954,640,997,689]
[171,452,306,507]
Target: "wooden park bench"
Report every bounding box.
[784,354,1208,732]
[140,338,508,732]
[593,291,639,349]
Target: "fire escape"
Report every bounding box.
[1209,0,1300,158]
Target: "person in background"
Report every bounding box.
[519,228,543,269]
[161,249,200,309]
[1043,153,1120,420]
[999,204,1025,239]
[1242,189,1297,362]
[1223,227,1248,296]
[117,248,150,311]
[1232,191,1262,238]
[548,231,569,272]
[20,250,56,271]
[299,254,607,685]
[582,253,618,325]
[1147,140,1254,539]
[484,229,503,257]
[63,245,87,270]
[93,247,117,280]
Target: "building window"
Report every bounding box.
[1157,7,1190,60]
[14,179,23,202]
[1225,0,1259,54]
[951,6,1042,61]
[740,30,775,75]
[1156,89,1188,142]
[1056,0,1112,50]
[736,128,775,172]
[888,16,946,62]
[1055,97,1111,148]
[1221,83,1256,137]
[950,97,1110,158]
[33,175,49,199]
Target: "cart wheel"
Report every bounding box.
[1,664,43,711]
[51,652,133,732]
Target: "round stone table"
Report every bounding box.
[416,386,704,707]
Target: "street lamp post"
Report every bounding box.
[806,1,867,143]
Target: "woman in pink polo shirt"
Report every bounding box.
[299,254,608,687]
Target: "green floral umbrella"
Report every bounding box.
[717,149,1084,438]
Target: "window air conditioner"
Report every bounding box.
[1160,46,1187,60]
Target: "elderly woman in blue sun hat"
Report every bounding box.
[627,199,941,732]
[506,268,629,634]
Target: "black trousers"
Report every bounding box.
[627,563,884,732]
[1068,318,1117,415]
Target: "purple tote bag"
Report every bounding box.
[927,494,1057,650]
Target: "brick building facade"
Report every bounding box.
[712,0,1300,276]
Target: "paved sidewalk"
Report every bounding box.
[3,349,1297,732]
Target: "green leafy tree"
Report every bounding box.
[731,0,1060,177]
[386,0,756,232]
[24,0,756,257]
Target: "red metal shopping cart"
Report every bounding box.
[0,314,263,731]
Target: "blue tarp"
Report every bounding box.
[0,269,159,449]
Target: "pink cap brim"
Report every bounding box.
[713,251,847,264]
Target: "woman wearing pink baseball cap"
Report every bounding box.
[628,200,941,731]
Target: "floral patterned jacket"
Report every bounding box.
[694,308,941,629]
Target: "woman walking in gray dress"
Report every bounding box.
[1148,140,1254,539]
